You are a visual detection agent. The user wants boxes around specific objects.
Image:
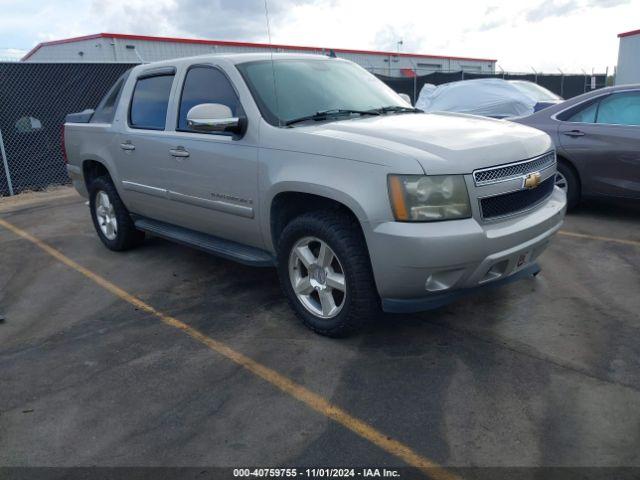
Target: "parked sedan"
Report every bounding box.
[515,84,640,208]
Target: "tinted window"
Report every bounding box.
[92,72,130,124]
[237,59,405,126]
[596,92,640,126]
[567,101,598,123]
[178,67,242,131]
[129,74,174,130]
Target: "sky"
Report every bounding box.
[0,0,638,73]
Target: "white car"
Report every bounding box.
[416,78,563,118]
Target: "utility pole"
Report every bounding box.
[558,68,565,98]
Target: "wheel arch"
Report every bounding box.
[556,154,582,195]
[82,159,114,190]
[267,184,368,252]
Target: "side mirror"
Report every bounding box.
[186,103,245,134]
[398,93,412,105]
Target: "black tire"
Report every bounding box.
[89,176,145,251]
[277,210,380,337]
[557,161,580,210]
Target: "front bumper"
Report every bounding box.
[367,187,566,312]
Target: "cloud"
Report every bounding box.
[523,0,628,22]
[373,24,427,53]
[587,0,629,5]
[525,0,579,22]
[0,48,26,60]
[478,18,508,31]
[91,0,324,42]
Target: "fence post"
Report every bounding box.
[413,74,417,105]
[0,127,14,196]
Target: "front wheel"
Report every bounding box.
[556,162,580,210]
[277,211,380,337]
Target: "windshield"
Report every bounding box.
[509,80,563,101]
[236,59,407,126]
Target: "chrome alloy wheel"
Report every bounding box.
[555,171,568,192]
[288,236,347,319]
[95,190,118,240]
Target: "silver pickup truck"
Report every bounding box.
[64,53,566,336]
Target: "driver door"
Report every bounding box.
[161,64,262,247]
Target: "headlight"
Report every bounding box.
[388,174,471,221]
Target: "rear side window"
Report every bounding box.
[129,74,175,130]
[596,92,640,126]
[567,102,598,123]
[92,71,130,124]
[177,66,242,131]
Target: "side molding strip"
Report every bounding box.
[168,190,254,218]
[122,181,167,198]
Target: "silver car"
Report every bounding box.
[64,53,566,336]
[515,84,640,208]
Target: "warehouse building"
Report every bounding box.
[21,33,496,77]
[616,28,640,85]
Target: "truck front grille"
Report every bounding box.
[480,177,555,220]
[473,152,556,186]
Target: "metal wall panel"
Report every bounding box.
[616,34,640,85]
[26,36,496,76]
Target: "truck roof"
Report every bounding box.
[132,52,337,71]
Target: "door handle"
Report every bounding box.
[120,142,136,151]
[169,147,190,158]
[563,130,585,137]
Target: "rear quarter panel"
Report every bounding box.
[65,122,121,197]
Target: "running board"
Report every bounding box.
[133,217,275,267]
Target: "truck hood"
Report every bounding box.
[294,112,553,175]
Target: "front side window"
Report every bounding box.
[178,66,242,131]
[129,74,174,130]
[236,59,406,126]
[596,92,640,126]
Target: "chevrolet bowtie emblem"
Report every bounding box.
[523,171,542,189]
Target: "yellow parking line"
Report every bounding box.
[0,217,458,480]
[558,230,640,248]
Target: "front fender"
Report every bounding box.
[258,149,394,252]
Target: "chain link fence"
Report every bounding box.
[0,61,608,197]
[0,62,135,196]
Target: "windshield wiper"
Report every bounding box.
[285,109,380,126]
[370,105,423,114]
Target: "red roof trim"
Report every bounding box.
[618,28,640,38]
[22,32,497,63]
[21,33,104,60]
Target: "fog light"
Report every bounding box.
[480,260,508,283]
[425,268,466,292]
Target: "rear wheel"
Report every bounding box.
[89,176,145,251]
[277,211,380,337]
[556,161,580,210]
